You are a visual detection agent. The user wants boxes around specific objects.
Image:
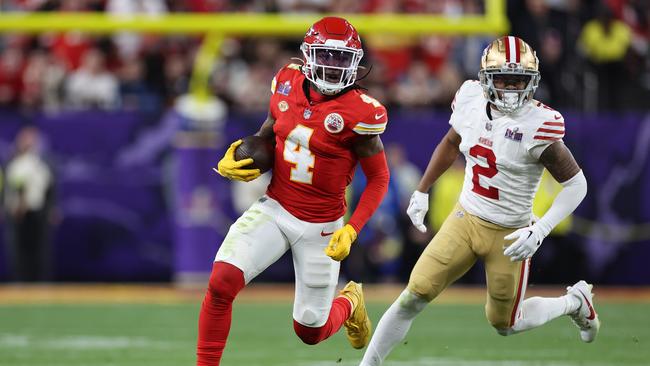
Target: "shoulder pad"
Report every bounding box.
[352,93,388,135]
[529,101,565,142]
[451,80,482,112]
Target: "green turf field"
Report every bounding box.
[0,302,647,366]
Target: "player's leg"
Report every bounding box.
[290,217,357,345]
[197,197,290,366]
[483,228,582,336]
[360,206,477,366]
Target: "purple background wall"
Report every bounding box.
[0,109,648,284]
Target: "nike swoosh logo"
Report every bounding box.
[579,291,597,320]
[375,113,385,120]
[320,231,334,237]
[554,114,562,120]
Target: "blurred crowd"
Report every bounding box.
[0,0,648,115]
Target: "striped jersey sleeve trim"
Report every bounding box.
[534,136,562,141]
[355,121,387,130]
[353,128,385,135]
[536,128,565,134]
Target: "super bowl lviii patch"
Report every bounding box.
[277,81,292,96]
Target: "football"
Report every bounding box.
[234,135,275,173]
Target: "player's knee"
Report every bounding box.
[293,320,324,345]
[407,274,442,302]
[207,262,245,303]
[485,304,512,330]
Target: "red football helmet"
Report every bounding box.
[300,17,364,95]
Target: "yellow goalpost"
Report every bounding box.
[0,0,508,109]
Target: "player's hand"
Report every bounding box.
[215,140,261,182]
[503,225,545,262]
[324,224,358,261]
[406,190,429,233]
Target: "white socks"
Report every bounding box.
[359,290,428,366]
[359,290,581,365]
[509,294,581,334]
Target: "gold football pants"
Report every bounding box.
[407,203,530,329]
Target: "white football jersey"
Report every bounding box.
[450,80,565,228]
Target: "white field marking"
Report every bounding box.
[0,334,29,347]
[0,334,170,350]
[300,359,620,366]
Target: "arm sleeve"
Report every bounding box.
[534,170,587,237]
[347,151,390,233]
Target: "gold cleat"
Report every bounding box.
[339,281,372,349]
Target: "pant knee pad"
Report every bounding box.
[298,308,319,327]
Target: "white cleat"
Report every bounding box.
[566,280,601,343]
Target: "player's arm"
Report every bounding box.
[324,135,390,261]
[216,112,275,182]
[416,127,461,193]
[406,127,461,232]
[254,112,276,142]
[504,141,587,261]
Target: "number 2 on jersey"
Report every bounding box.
[469,145,499,200]
[284,125,315,184]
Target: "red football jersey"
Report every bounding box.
[266,64,388,223]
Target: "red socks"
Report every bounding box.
[197,262,352,365]
[196,262,245,366]
[293,296,352,345]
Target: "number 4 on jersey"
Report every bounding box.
[284,125,315,184]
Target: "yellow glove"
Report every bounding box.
[324,224,358,261]
[215,140,261,182]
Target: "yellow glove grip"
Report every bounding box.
[324,224,358,261]
[216,140,261,181]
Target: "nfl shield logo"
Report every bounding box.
[485,122,492,131]
[303,109,312,119]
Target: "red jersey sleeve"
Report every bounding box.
[350,93,388,135]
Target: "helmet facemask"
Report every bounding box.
[479,68,540,114]
[301,41,363,95]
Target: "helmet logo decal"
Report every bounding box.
[324,113,344,133]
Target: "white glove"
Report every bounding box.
[503,225,546,262]
[406,190,429,233]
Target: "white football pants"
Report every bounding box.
[215,195,344,327]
